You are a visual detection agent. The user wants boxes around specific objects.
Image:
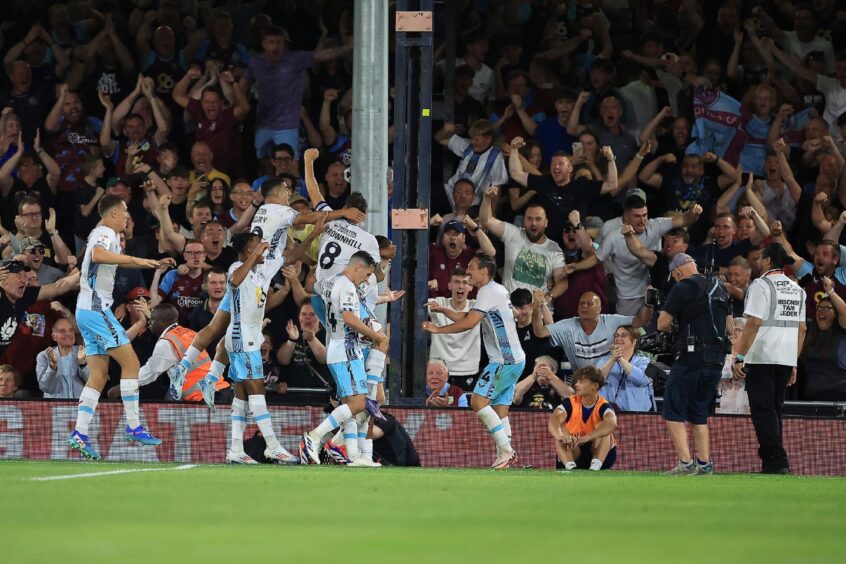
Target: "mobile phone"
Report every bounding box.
[571,142,583,155]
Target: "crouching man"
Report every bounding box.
[547,365,618,471]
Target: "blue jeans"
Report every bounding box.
[255,128,299,159]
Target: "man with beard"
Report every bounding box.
[479,185,567,298]
[784,238,846,313]
[638,152,739,245]
[509,136,621,239]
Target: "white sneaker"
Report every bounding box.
[226,450,258,464]
[491,450,517,469]
[167,363,188,400]
[264,446,300,464]
[347,457,381,468]
[300,432,322,465]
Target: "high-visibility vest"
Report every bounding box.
[160,325,229,401]
[564,394,616,447]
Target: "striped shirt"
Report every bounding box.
[444,135,508,209]
[546,315,633,370]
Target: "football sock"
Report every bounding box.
[361,439,374,462]
[477,405,511,453]
[120,379,141,429]
[230,398,247,452]
[342,419,360,460]
[248,395,281,450]
[355,411,370,457]
[74,387,100,435]
[500,416,512,446]
[179,346,202,371]
[206,360,225,384]
[313,404,353,438]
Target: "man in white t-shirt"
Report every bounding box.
[732,244,806,475]
[588,192,702,315]
[479,185,567,298]
[426,268,481,386]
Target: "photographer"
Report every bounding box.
[657,253,733,476]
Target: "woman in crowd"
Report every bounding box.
[719,317,750,414]
[597,325,654,412]
[798,279,846,401]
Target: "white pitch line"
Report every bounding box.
[30,464,197,481]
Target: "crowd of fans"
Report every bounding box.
[1,1,846,414]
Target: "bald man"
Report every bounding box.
[532,290,652,370]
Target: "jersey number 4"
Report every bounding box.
[320,241,342,270]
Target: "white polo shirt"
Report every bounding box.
[743,271,806,367]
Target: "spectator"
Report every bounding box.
[553,211,607,320]
[434,179,479,237]
[190,268,228,360]
[622,225,690,307]
[513,287,559,377]
[191,10,250,73]
[569,92,638,173]
[66,15,136,104]
[638,152,740,245]
[690,213,753,274]
[435,119,508,210]
[320,161,351,210]
[479,185,566,296]
[73,154,106,247]
[35,317,88,399]
[0,61,47,141]
[5,198,72,267]
[0,258,79,360]
[241,25,350,159]
[597,195,702,316]
[719,317,750,415]
[172,68,249,174]
[428,219,494,299]
[0,364,23,399]
[789,239,846,313]
[452,64,485,137]
[508,137,620,239]
[426,268,481,390]
[493,70,546,142]
[725,257,753,318]
[0,130,59,230]
[513,355,572,410]
[454,31,494,105]
[153,240,207,327]
[533,289,650,370]
[207,178,231,219]
[276,302,330,393]
[188,141,230,195]
[19,237,64,285]
[261,331,287,403]
[798,281,846,401]
[547,365,618,471]
[423,358,467,408]
[597,325,655,412]
[533,90,576,166]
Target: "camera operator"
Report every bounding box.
[731,243,806,475]
[657,253,733,475]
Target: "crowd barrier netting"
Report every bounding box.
[1,400,844,476]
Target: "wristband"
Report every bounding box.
[734,353,745,364]
[49,231,58,237]
[470,226,480,233]
[634,154,644,160]
[251,201,260,208]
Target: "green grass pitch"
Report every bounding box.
[3,460,845,563]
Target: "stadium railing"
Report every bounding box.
[1,399,844,475]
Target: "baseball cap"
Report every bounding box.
[128,287,152,301]
[625,188,648,202]
[20,237,46,252]
[105,177,122,189]
[443,219,466,234]
[668,253,695,271]
[0,259,31,273]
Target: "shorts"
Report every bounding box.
[219,289,231,313]
[329,358,368,399]
[555,445,617,470]
[662,362,721,425]
[255,128,299,159]
[227,351,264,382]
[76,309,130,356]
[473,361,526,406]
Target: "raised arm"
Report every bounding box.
[567,91,589,136]
[313,45,353,64]
[531,289,552,338]
[822,277,846,330]
[617,141,649,188]
[812,193,834,235]
[36,269,80,301]
[0,133,23,198]
[303,148,324,208]
[172,68,200,109]
[45,84,68,133]
[156,194,187,253]
[508,137,530,186]
[433,122,456,148]
[319,89,340,146]
[638,153,673,189]
[773,139,801,203]
[703,152,741,189]
[229,242,268,288]
[97,91,116,156]
[716,168,745,215]
[464,215,496,257]
[599,146,619,195]
[771,44,817,84]
[638,107,672,146]
[671,203,703,229]
[479,185,506,240]
[33,129,60,193]
[621,224,657,267]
